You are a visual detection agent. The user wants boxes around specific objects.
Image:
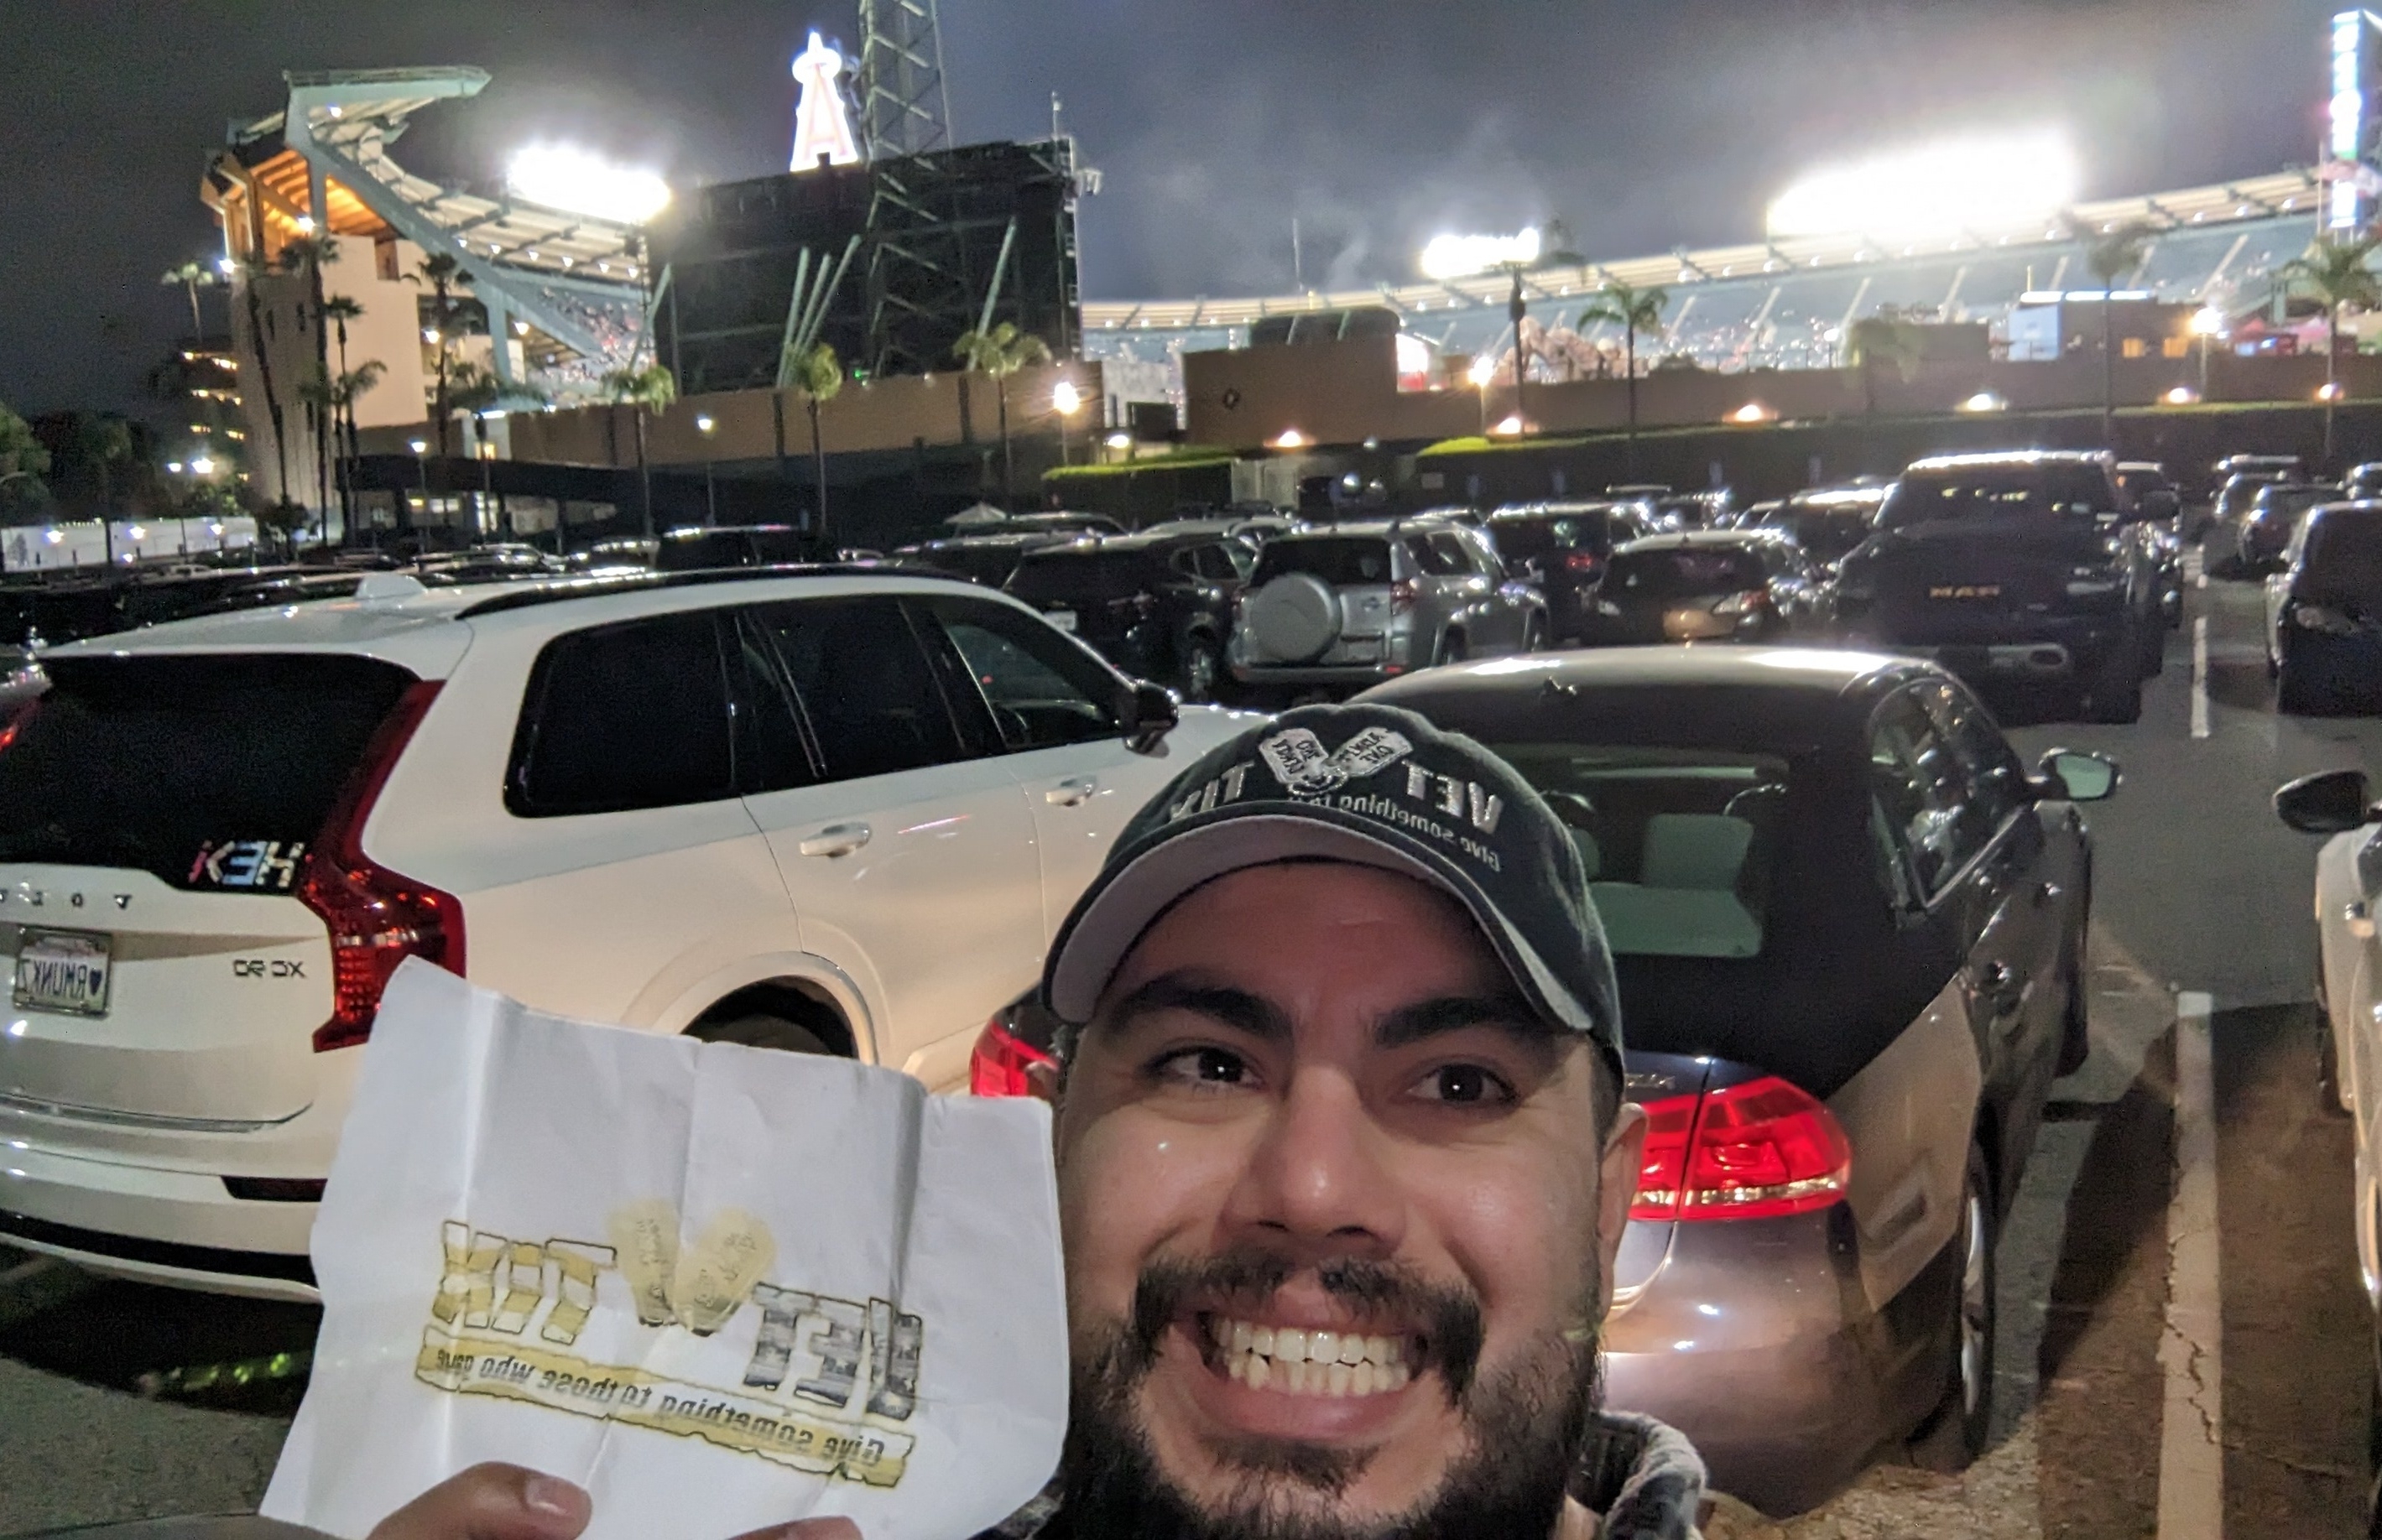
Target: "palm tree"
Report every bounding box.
[232,255,292,508]
[2283,234,2382,471]
[602,362,677,537]
[1845,314,1927,417]
[784,341,845,544]
[279,234,342,520]
[159,260,219,343]
[408,253,468,456]
[448,363,548,529]
[1577,280,1668,473]
[321,294,366,526]
[952,322,1053,501]
[2079,218,2159,449]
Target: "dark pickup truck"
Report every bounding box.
[1836,451,2166,722]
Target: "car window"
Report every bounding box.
[1431,533,1481,575]
[1919,679,2025,834]
[1254,536,1395,586]
[918,595,1122,752]
[1867,688,1988,898]
[511,611,738,817]
[747,596,968,783]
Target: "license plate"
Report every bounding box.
[13,928,113,1017]
[1045,609,1077,632]
[1928,584,2002,601]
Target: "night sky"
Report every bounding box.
[0,0,2338,413]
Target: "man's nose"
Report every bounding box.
[1222,1066,1405,1254]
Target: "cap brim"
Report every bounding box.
[1045,810,1608,1062]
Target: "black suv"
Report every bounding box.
[1004,531,1254,701]
[1487,501,1660,641]
[1837,451,2164,722]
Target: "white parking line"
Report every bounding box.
[2157,991,2223,1540]
[2187,547,2207,591]
[2191,617,2211,741]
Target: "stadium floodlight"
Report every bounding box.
[507,146,673,226]
[1766,130,2079,240]
[1420,228,1542,281]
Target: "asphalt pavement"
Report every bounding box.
[1,562,2375,1537]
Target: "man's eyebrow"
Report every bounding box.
[1099,974,1291,1043]
[1373,994,1556,1054]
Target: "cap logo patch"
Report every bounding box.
[1259,726,1414,797]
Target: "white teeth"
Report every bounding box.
[1388,1361,1410,1390]
[1337,1335,1364,1366]
[1252,1325,1275,1355]
[1230,1320,1254,1355]
[1207,1319,1414,1395]
[1248,1355,1270,1392]
[1352,1361,1377,1396]
[1309,1329,1338,1365]
[1367,1334,1394,1366]
[1227,1352,1247,1383]
[1275,1327,1308,1364]
[1326,1361,1351,1396]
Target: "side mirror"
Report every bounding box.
[2275,768,2375,834]
[2035,749,2119,802]
[1121,679,1181,754]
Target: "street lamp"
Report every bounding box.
[1468,354,1496,435]
[2190,305,2226,401]
[696,414,718,525]
[1052,380,1085,467]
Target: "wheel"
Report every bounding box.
[2322,1025,2356,1119]
[1436,631,1469,667]
[1177,636,1220,704]
[690,1014,832,1055]
[2080,640,2143,724]
[1910,1144,1998,1471]
[2279,659,2332,715]
[1522,615,1548,653]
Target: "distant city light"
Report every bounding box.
[409,439,430,455]
[2164,386,2199,405]
[1420,228,1541,281]
[1467,354,1498,388]
[1767,130,2080,240]
[1052,381,1084,416]
[215,256,235,276]
[1728,402,1776,424]
[1270,429,1310,450]
[2320,381,2348,402]
[507,145,673,225]
[695,414,717,434]
[2190,306,2228,337]
[1958,391,2009,414]
[1489,414,1528,436]
[1105,431,1134,450]
[190,456,216,475]
[166,461,184,473]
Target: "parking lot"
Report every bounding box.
[0,555,2364,1538]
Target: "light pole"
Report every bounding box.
[1052,380,1084,470]
[1505,265,1530,436]
[1468,354,1495,435]
[2190,305,2226,402]
[696,414,718,525]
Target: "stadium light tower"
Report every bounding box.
[857,0,954,159]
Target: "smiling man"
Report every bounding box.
[369,703,1703,1540]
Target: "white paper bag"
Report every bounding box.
[263,960,1068,1540]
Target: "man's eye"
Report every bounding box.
[1412,1064,1514,1106]
[1152,1047,1254,1090]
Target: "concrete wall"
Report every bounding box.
[1181,334,2382,451]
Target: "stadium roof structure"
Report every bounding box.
[1081,168,2328,388]
[205,68,648,381]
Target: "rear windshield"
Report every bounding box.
[2259,487,2334,520]
[1253,536,1397,586]
[2305,517,2382,595]
[1490,513,1612,559]
[1485,744,1788,959]
[1008,549,1153,602]
[1879,466,2114,528]
[0,653,414,890]
[1776,509,1874,562]
[1605,546,1767,598]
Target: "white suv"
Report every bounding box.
[0,568,1246,1298]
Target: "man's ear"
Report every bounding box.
[1593,1101,1648,1315]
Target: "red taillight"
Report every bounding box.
[1629,1075,1850,1223]
[1562,551,1604,575]
[1390,579,1420,614]
[970,1018,1059,1099]
[0,697,37,757]
[296,681,464,1053]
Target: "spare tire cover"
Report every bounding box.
[1247,574,1342,663]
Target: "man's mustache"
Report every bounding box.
[1124,1248,1488,1403]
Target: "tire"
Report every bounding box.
[2279,663,2330,716]
[690,1014,832,1055]
[1436,630,1469,668]
[1177,636,1219,704]
[1910,1144,1998,1471]
[2080,639,2144,724]
[1522,615,1548,653]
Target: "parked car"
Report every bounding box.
[2275,765,2382,1534]
[1579,528,1832,645]
[1755,486,1887,572]
[1487,500,1663,641]
[566,538,659,571]
[977,647,2113,1515]
[653,524,823,572]
[1228,517,1546,697]
[2230,482,2342,575]
[2206,470,2293,570]
[1003,530,1254,701]
[2347,462,2382,502]
[1836,450,2165,722]
[0,568,1248,1298]
[2265,500,2382,715]
[891,532,1076,588]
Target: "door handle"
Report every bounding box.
[1045,776,1098,808]
[2033,881,2062,908]
[796,822,872,858]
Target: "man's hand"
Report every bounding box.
[363,1463,860,1540]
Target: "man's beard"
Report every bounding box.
[1060,1248,1604,1540]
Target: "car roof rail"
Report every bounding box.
[454,563,944,620]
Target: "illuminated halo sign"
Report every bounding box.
[791,30,862,171]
